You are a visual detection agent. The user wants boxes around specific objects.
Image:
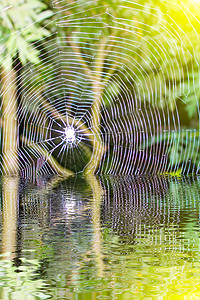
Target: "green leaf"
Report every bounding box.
[16,35,40,65]
[26,47,40,65]
[17,36,28,64]
[6,35,17,57]
[22,26,50,42]
[37,10,54,21]
[2,54,13,71]
[25,0,47,10]
[1,11,13,29]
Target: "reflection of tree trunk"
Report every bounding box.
[1,176,18,260]
[86,174,104,277]
[1,67,18,174]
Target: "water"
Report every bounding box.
[0,175,200,299]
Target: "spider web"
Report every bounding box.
[0,0,200,177]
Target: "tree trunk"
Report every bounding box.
[1,67,18,174]
[85,42,106,174]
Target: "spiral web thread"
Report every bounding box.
[0,0,200,177]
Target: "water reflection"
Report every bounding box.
[1,176,18,260]
[0,175,200,299]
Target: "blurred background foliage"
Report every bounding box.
[0,0,200,175]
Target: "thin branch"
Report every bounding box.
[21,135,74,176]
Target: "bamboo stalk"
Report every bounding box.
[1,67,18,174]
[85,40,107,174]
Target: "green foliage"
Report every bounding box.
[142,129,200,173]
[53,0,200,123]
[0,253,51,299]
[168,130,200,172]
[1,0,199,173]
[0,0,53,68]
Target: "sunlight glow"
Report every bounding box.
[189,0,200,3]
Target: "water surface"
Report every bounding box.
[0,175,200,299]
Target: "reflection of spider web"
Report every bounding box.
[101,175,200,252]
[1,0,200,177]
[21,176,91,226]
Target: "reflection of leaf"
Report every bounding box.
[102,227,119,244]
[32,292,51,299]
[0,253,50,300]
